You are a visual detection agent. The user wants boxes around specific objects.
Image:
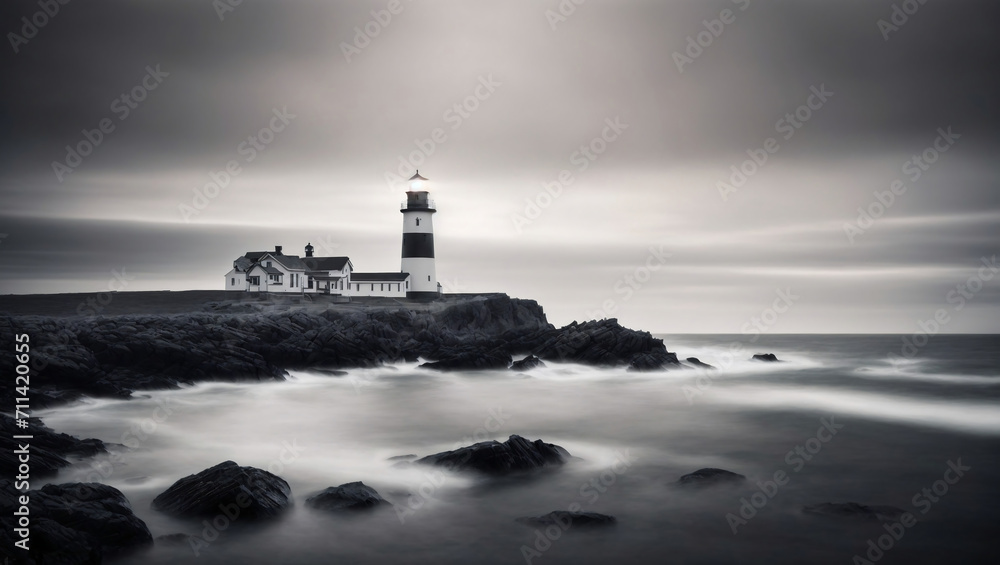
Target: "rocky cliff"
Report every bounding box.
[0,294,678,408]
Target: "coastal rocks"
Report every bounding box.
[516,511,617,528]
[510,354,545,371]
[0,414,106,477]
[151,461,291,520]
[686,357,716,369]
[305,482,391,512]
[0,480,152,563]
[751,353,780,362]
[419,346,512,371]
[526,319,680,369]
[676,468,747,488]
[0,294,682,409]
[802,502,907,522]
[416,435,571,476]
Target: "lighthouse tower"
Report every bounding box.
[401,171,438,298]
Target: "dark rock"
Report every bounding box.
[677,468,747,488]
[0,479,152,564]
[306,482,390,512]
[416,434,571,476]
[0,294,681,409]
[311,368,348,376]
[0,414,106,477]
[516,511,617,528]
[628,352,669,372]
[151,461,291,520]
[419,347,512,371]
[510,354,545,371]
[803,502,907,522]
[686,357,716,369]
[751,353,780,362]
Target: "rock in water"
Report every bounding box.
[686,357,716,369]
[516,511,616,528]
[0,480,152,563]
[751,353,780,362]
[306,482,390,512]
[416,435,571,476]
[151,461,291,520]
[803,502,907,522]
[676,468,746,488]
[510,354,545,371]
[419,347,512,371]
[0,414,106,478]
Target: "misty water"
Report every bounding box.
[39,335,1000,564]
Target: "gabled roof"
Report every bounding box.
[243,251,268,261]
[303,256,351,271]
[261,266,283,275]
[351,272,410,282]
[269,254,307,271]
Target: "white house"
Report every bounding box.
[225,171,441,299]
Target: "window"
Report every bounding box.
[266,261,271,267]
[428,275,431,281]
[231,278,235,285]
[307,278,313,289]
[406,281,409,289]
[371,284,374,291]
[380,284,384,291]
[249,276,260,286]
[416,218,420,226]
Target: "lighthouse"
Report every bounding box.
[401,171,438,298]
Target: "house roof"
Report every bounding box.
[261,266,283,275]
[243,251,268,261]
[269,254,308,271]
[303,256,351,271]
[351,272,410,282]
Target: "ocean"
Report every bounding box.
[38,334,1000,564]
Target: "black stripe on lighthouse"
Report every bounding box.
[401,233,435,258]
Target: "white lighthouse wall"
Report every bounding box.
[401,257,436,293]
[402,211,435,233]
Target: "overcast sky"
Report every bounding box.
[1,0,998,333]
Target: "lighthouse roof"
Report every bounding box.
[408,171,428,181]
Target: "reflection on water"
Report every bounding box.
[38,335,1000,564]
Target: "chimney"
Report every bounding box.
[275,245,283,254]
[305,242,314,258]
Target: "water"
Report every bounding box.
[38,335,1000,564]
